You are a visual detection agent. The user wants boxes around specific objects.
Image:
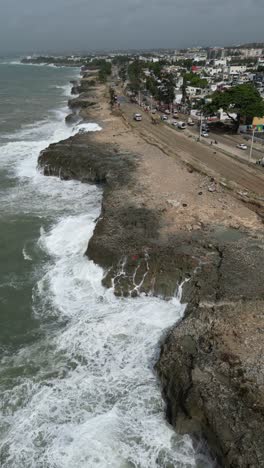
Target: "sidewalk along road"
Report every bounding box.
[121,101,264,198]
[181,121,263,163]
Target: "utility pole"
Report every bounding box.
[150,95,153,113]
[249,126,256,163]
[138,90,141,107]
[199,113,203,140]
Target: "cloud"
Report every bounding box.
[0,0,263,53]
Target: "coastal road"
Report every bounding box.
[121,101,264,198]
[171,115,264,163]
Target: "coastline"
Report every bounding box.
[39,72,264,467]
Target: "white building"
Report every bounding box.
[213,59,227,67]
[240,48,263,58]
[193,54,207,62]
[226,65,247,75]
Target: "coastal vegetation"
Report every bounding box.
[97,60,112,83]
[203,83,264,131]
[145,73,175,105]
[183,72,208,89]
[127,59,145,92]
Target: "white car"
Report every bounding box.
[236,143,247,150]
[201,131,209,137]
[134,113,142,121]
[164,109,170,115]
[161,114,168,121]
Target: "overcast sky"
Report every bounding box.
[0,0,263,54]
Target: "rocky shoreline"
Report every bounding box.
[38,73,264,467]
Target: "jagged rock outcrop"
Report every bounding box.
[38,80,264,467]
[38,132,221,299]
[68,94,98,110]
[65,112,79,124]
[156,235,264,467]
[157,299,264,468]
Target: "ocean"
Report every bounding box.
[0,60,212,467]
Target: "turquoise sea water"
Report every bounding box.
[0,61,213,467]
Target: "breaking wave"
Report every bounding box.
[0,70,213,468]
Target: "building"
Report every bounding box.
[226,65,247,76]
[240,48,263,58]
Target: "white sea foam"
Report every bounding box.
[51,84,73,96]
[0,76,213,467]
[22,246,32,261]
[0,60,74,69]
[0,60,22,65]
[0,208,200,468]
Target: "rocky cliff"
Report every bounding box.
[38,79,264,467]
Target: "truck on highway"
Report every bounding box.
[134,113,142,122]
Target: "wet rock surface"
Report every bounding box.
[38,79,264,467]
[157,299,264,468]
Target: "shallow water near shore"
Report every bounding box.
[0,61,213,467]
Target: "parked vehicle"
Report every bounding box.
[164,109,170,115]
[177,121,187,129]
[161,114,168,121]
[201,131,209,138]
[188,118,195,126]
[236,143,247,150]
[134,113,142,122]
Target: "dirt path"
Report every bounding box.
[81,85,263,236]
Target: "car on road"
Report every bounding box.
[161,114,168,121]
[164,109,170,115]
[201,131,209,138]
[187,118,195,126]
[236,143,248,150]
[134,113,142,122]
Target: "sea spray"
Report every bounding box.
[0,63,212,467]
[1,208,198,468]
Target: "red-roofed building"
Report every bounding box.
[191,65,201,73]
